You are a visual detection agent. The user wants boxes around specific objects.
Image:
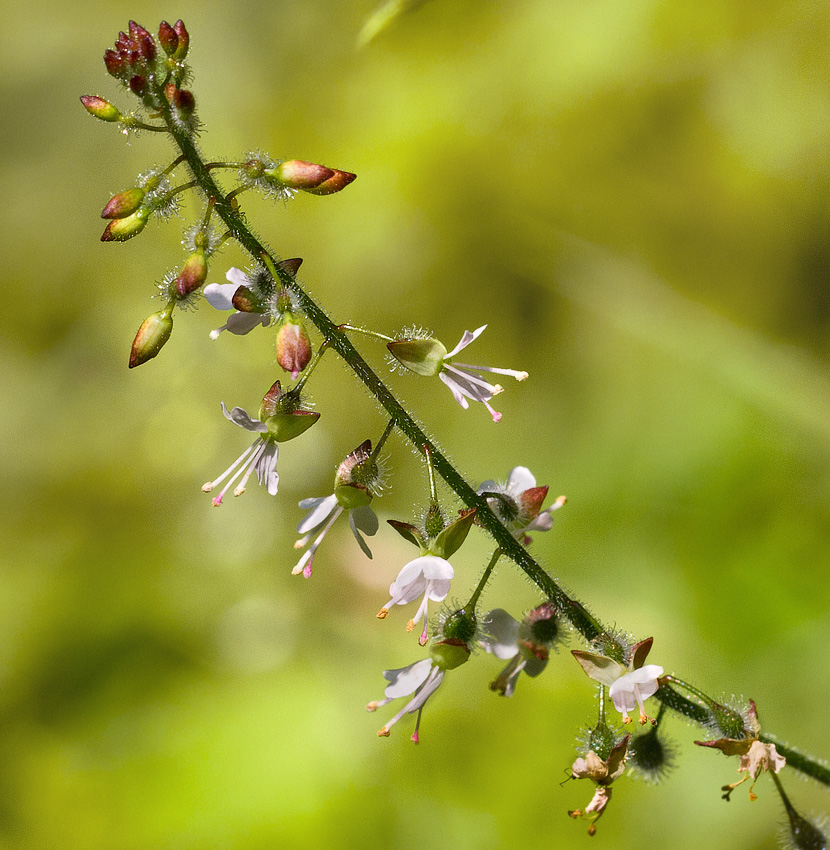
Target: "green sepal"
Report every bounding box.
[571,650,626,686]
[264,410,320,442]
[431,508,476,559]
[429,638,470,672]
[387,338,447,377]
[387,520,427,550]
[335,482,373,510]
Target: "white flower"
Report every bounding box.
[204,267,270,339]
[377,555,454,645]
[608,666,665,724]
[439,325,527,422]
[480,607,551,697]
[572,638,664,724]
[202,403,279,505]
[291,493,378,578]
[366,657,444,743]
[478,465,566,542]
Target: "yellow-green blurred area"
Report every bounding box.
[1,0,828,847]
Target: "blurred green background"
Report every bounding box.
[1,0,828,847]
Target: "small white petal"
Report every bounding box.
[438,371,470,409]
[481,608,520,660]
[349,511,374,559]
[297,494,338,534]
[225,267,251,288]
[256,443,280,494]
[506,466,536,495]
[425,578,451,601]
[444,325,487,359]
[204,282,238,310]
[350,505,379,537]
[418,555,454,581]
[220,402,268,432]
[477,479,499,495]
[225,311,269,335]
[382,658,434,698]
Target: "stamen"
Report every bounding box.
[202,442,257,491]
[213,440,265,505]
[292,506,343,578]
[444,364,499,395]
[376,608,389,619]
[452,362,528,381]
[234,441,268,495]
[483,400,502,423]
[418,620,429,646]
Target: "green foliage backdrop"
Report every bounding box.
[1,1,828,847]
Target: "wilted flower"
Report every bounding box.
[387,325,527,422]
[572,637,664,725]
[569,735,630,836]
[694,701,787,801]
[366,638,470,743]
[478,466,566,544]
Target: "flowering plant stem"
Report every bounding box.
[161,103,830,789]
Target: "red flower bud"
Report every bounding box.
[80,95,122,123]
[101,188,146,219]
[128,75,147,95]
[173,88,196,117]
[302,168,357,196]
[158,21,178,56]
[173,20,190,60]
[175,250,208,298]
[273,160,335,190]
[129,310,173,368]
[276,317,312,380]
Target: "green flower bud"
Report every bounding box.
[387,337,447,377]
[429,638,471,672]
[80,95,123,122]
[101,188,146,220]
[101,209,149,242]
[129,310,173,368]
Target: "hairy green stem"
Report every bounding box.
[156,91,829,788]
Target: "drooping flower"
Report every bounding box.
[387,325,527,422]
[378,555,454,644]
[477,466,566,544]
[572,637,664,725]
[291,439,381,578]
[568,735,630,836]
[379,506,476,644]
[480,603,560,696]
[694,700,787,801]
[366,638,470,743]
[202,380,319,506]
